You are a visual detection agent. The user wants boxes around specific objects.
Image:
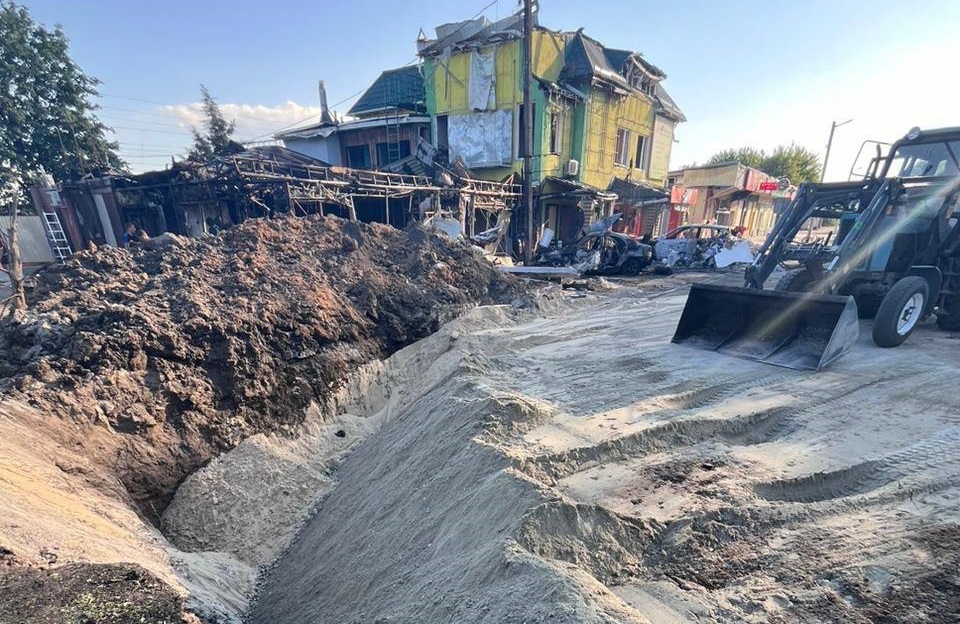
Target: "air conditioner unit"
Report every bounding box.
[565,159,580,178]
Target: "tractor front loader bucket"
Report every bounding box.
[672,283,859,371]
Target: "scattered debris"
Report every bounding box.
[534,214,654,276]
[653,223,748,270]
[0,563,187,624]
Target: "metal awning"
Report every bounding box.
[608,177,669,206]
[709,186,742,201]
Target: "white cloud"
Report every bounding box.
[161,101,326,141]
[114,100,327,173]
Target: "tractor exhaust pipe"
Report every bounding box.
[672,283,859,371]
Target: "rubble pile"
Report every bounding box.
[0,215,525,518]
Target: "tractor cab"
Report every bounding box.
[673,126,960,370]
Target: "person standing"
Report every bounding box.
[122,223,137,249]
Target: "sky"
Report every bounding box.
[20,0,960,178]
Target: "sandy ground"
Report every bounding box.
[3,269,959,622]
[247,274,960,623]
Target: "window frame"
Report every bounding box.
[615,128,631,167]
[548,110,563,155]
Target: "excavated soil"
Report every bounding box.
[0,215,524,518]
[0,215,526,620]
[0,561,188,624]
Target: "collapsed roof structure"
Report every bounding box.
[34,145,521,256]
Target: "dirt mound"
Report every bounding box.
[0,215,525,520]
[0,562,189,624]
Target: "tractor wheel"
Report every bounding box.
[854,294,882,319]
[774,268,818,293]
[653,264,673,276]
[872,277,929,347]
[621,258,643,276]
[936,312,960,332]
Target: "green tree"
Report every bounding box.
[188,85,240,162]
[705,143,822,184]
[0,2,122,203]
[762,144,821,184]
[706,147,766,170]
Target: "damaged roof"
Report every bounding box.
[418,11,527,56]
[347,66,426,117]
[654,85,685,122]
[560,31,630,89]
[540,176,617,199]
[227,145,332,168]
[560,31,667,92]
[608,177,669,205]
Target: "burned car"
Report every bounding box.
[653,224,751,270]
[535,230,653,275]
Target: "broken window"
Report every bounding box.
[345,145,371,169]
[518,103,536,159]
[636,135,649,172]
[376,141,411,166]
[436,115,449,150]
[549,110,563,155]
[615,128,631,167]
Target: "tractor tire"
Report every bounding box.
[854,294,882,319]
[872,277,929,347]
[936,312,960,332]
[653,265,673,276]
[621,258,643,276]
[774,268,818,293]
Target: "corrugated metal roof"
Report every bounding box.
[608,177,669,204]
[348,66,426,117]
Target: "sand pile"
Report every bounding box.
[0,215,524,518]
[250,284,960,623]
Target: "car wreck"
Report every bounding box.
[653,223,752,270]
[533,214,653,275]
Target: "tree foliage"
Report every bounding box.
[0,2,122,201]
[706,143,822,184]
[188,85,240,162]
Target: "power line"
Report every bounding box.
[107,125,194,136]
[241,87,368,142]
[99,96,321,132]
[100,115,193,130]
[98,92,172,106]
[98,104,183,120]
[117,149,188,155]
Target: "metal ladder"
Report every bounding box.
[42,211,72,261]
[384,76,403,166]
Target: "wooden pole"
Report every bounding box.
[385,195,390,226]
[522,0,535,263]
[4,182,27,314]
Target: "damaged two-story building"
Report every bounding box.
[417,11,684,244]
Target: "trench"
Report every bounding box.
[155,305,525,623]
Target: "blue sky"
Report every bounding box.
[21,0,960,177]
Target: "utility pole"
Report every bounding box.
[521,0,535,263]
[821,118,853,182]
